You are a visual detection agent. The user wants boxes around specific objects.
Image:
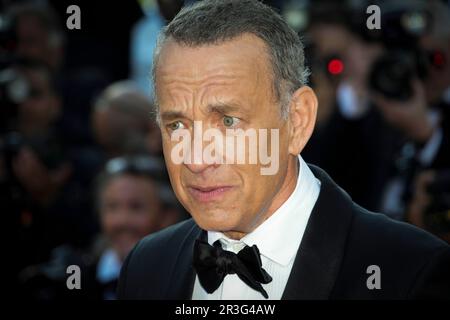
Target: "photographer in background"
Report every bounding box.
[369,0,450,228]
[19,156,185,300]
[403,0,450,242]
[1,59,98,294]
[302,1,403,212]
[304,0,450,224]
[0,59,70,263]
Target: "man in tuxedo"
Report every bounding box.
[117,0,450,299]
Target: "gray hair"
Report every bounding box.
[151,0,309,122]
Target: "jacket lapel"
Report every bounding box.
[282,165,354,299]
[165,221,202,299]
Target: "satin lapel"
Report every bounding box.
[282,165,354,299]
[165,221,203,299]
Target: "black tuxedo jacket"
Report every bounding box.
[117,165,450,299]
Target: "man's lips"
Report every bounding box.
[187,185,234,202]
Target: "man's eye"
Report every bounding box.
[168,121,184,130]
[223,115,240,127]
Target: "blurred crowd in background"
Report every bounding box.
[0,0,449,300]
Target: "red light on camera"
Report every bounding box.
[432,51,445,68]
[327,58,344,75]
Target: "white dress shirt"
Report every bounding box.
[192,155,321,300]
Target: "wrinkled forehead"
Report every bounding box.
[154,34,274,91]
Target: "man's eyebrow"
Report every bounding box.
[160,102,244,121]
[207,102,242,114]
[160,110,186,121]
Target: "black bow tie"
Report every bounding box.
[193,239,273,298]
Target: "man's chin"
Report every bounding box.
[191,214,239,233]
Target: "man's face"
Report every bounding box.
[18,68,60,131]
[16,15,63,71]
[16,15,49,64]
[100,175,163,260]
[156,34,294,235]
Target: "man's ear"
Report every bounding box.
[288,86,318,155]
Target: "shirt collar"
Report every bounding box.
[208,155,321,266]
[97,248,122,284]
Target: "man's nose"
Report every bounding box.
[109,209,130,226]
[184,153,221,174]
[183,122,223,173]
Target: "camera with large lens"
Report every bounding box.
[369,48,427,101]
[367,2,430,101]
